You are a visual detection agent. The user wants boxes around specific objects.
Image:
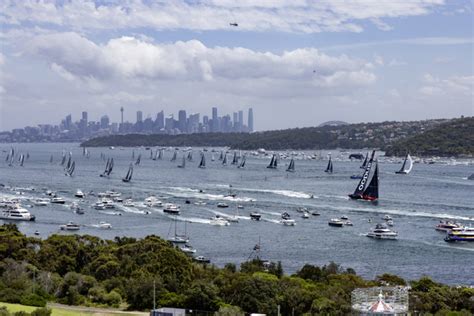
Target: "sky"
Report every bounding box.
[0,0,473,131]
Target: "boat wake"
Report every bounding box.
[235,188,313,199]
[164,187,255,202]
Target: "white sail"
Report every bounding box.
[404,154,413,174]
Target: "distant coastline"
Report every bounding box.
[80,117,473,157]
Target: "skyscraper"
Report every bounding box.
[178,110,187,132]
[156,111,164,130]
[211,107,218,132]
[136,111,143,123]
[233,112,238,129]
[82,111,88,122]
[100,115,110,129]
[120,107,124,125]
[238,110,244,131]
[248,108,254,132]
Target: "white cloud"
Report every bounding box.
[27,32,375,90]
[419,73,474,97]
[388,59,407,66]
[0,0,450,34]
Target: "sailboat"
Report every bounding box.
[178,156,186,168]
[219,151,224,161]
[267,154,277,169]
[395,153,413,174]
[222,153,228,166]
[286,158,295,172]
[187,151,193,162]
[360,152,369,169]
[122,163,133,182]
[231,152,239,165]
[158,149,163,160]
[349,150,378,201]
[135,154,141,166]
[211,153,215,161]
[49,155,54,164]
[198,153,206,169]
[149,149,154,159]
[325,156,333,173]
[168,216,189,244]
[100,158,114,177]
[170,150,177,162]
[19,154,25,167]
[65,161,75,177]
[238,155,246,168]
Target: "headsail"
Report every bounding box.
[360,152,368,169]
[396,153,413,174]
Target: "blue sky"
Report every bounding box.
[0,0,472,131]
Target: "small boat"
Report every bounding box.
[34,199,49,206]
[382,215,392,221]
[75,190,85,198]
[324,156,333,173]
[286,158,295,172]
[210,215,230,226]
[340,215,349,220]
[311,211,320,216]
[217,202,229,208]
[237,205,244,209]
[266,154,277,169]
[328,218,344,227]
[180,244,196,254]
[50,197,66,204]
[177,156,186,168]
[436,220,462,232]
[281,212,291,220]
[395,153,413,174]
[98,221,112,229]
[185,200,191,204]
[60,221,80,231]
[296,207,307,213]
[193,255,210,263]
[145,196,162,207]
[100,157,114,177]
[250,212,262,221]
[123,199,135,207]
[122,163,133,182]
[237,155,246,168]
[302,212,310,219]
[163,203,180,215]
[34,230,40,236]
[468,173,474,180]
[194,201,207,206]
[366,223,398,239]
[386,220,394,227]
[198,153,206,169]
[444,227,474,242]
[280,218,296,226]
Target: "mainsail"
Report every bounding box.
[231,152,239,165]
[238,155,246,168]
[362,161,379,201]
[198,153,206,169]
[122,163,133,182]
[325,156,333,173]
[135,154,141,166]
[286,158,295,172]
[360,152,368,169]
[178,156,186,168]
[267,154,277,169]
[171,150,177,162]
[222,154,228,165]
[396,153,413,174]
[349,150,375,200]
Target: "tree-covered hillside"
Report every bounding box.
[1,224,473,315]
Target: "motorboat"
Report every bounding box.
[0,205,35,221]
[180,244,196,254]
[60,221,80,231]
[34,199,49,206]
[386,220,394,227]
[328,218,344,227]
[382,215,392,221]
[444,227,474,242]
[436,220,462,232]
[95,198,115,210]
[50,197,66,204]
[123,199,135,207]
[210,215,230,226]
[193,255,211,263]
[194,201,207,206]
[366,223,398,239]
[340,215,349,220]
[75,190,85,198]
[344,220,353,226]
[98,221,112,229]
[163,203,180,215]
[145,196,162,207]
[281,212,291,220]
[302,212,310,219]
[280,218,296,226]
[311,211,321,216]
[113,197,123,203]
[250,212,262,221]
[168,235,189,244]
[217,202,229,208]
[34,231,40,236]
[296,207,307,213]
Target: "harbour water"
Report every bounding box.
[1,143,473,285]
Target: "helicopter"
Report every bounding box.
[229,22,238,27]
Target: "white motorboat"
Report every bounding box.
[60,221,80,231]
[123,199,135,207]
[194,201,207,206]
[344,220,353,226]
[237,205,244,209]
[193,255,210,263]
[145,196,162,207]
[98,221,112,229]
[435,220,462,232]
[163,203,180,215]
[366,224,398,240]
[180,244,196,254]
[311,211,320,216]
[386,220,394,227]
[383,215,392,221]
[302,212,310,219]
[210,215,230,226]
[280,218,296,226]
[75,190,85,198]
[0,205,35,221]
[328,218,344,227]
[34,199,49,206]
[340,215,349,220]
[217,202,229,208]
[95,198,115,209]
[250,212,262,221]
[50,197,66,204]
[168,235,189,244]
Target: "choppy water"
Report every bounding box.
[1,143,473,285]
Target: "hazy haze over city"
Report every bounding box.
[0,0,473,131]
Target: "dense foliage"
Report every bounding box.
[82,118,467,156]
[1,224,473,315]
[384,117,474,157]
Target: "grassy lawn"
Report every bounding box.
[0,302,146,316]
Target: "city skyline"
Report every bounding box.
[0,1,473,131]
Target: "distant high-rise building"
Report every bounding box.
[238,110,243,131]
[203,115,209,125]
[65,114,72,130]
[211,107,218,132]
[120,107,124,125]
[156,111,164,130]
[82,111,88,122]
[233,112,238,129]
[165,115,174,131]
[248,108,254,132]
[100,115,110,129]
[178,110,187,132]
[136,111,143,123]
